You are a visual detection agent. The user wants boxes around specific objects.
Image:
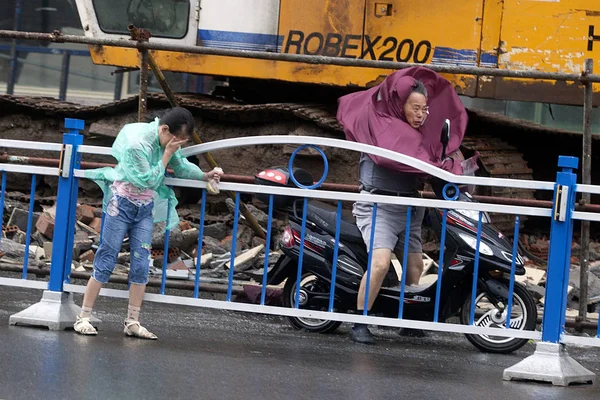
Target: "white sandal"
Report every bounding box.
[74,316,98,335]
[124,320,157,340]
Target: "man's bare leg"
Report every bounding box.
[356,248,393,311]
[399,252,428,337]
[393,251,425,286]
[406,252,424,285]
[351,248,392,345]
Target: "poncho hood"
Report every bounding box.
[337,66,468,175]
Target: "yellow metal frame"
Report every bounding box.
[88,0,600,103]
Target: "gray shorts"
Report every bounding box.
[352,193,425,254]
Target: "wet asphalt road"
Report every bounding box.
[1,285,599,400]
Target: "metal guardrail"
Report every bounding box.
[4,152,600,213]
[0,118,598,386]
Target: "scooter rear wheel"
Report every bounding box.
[460,280,537,354]
[283,273,342,334]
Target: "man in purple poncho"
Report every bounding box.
[337,66,468,345]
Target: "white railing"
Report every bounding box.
[1,121,598,387]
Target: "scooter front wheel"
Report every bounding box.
[460,280,537,354]
[282,273,342,334]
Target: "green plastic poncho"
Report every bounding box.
[84,117,204,232]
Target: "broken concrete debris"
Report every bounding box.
[225,244,265,272]
[79,249,95,263]
[203,222,228,241]
[77,204,95,225]
[89,217,102,233]
[8,208,40,233]
[35,213,55,239]
[2,199,287,292]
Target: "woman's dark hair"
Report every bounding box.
[160,107,195,137]
[411,80,428,98]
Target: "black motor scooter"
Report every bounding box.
[259,122,537,354]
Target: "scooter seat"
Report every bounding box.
[305,201,365,244]
[383,280,437,293]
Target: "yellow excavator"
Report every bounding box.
[74,0,598,102]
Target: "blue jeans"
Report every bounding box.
[92,194,154,285]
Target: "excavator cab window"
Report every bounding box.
[92,0,189,38]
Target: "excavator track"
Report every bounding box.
[460,136,536,232]
[1,94,535,232]
[0,93,342,131]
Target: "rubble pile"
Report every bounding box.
[522,233,600,269]
[0,197,287,286]
[516,234,600,320]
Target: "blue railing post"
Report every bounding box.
[63,119,84,284]
[541,156,578,343]
[9,118,91,331]
[504,155,595,386]
[48,118,84,292]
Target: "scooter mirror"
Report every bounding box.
[440,119,450,151]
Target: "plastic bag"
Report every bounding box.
[461,155,479,176]
[460,155,479,194]
[206,167,223,195]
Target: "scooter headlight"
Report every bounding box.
[501,251,525,266]
[458,233,494,256]
[455,209,491,223]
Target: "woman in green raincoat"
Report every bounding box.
[74,107,223,339]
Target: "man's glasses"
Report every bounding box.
[411,105,429,116]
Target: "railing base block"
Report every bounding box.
[503,342,596,386]
[9,290,101,331]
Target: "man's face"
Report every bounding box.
[403,92,428,129]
